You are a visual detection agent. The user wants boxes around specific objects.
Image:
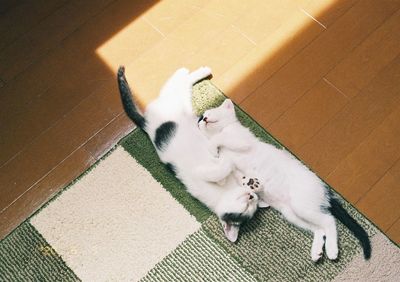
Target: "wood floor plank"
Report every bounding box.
[142,0,208,36]
[0,0,68,51]
[298,54,400,178]
[268,79,348,152]
[124,1,253,105]
[216,7,322,102]
[166,1,248,53]
[0,0,116,82]
[356,159,400,232]
[0,0,161,167]
[326,8,400,98]
[386,218,400,244]
[240,0,400,129]
[327,105,400,203]
[230,0,299,45]
[0,81,121,213]
[184,25,256,79]
[83,114,134,161]
[295,0,358,27]
[0,0,23,15]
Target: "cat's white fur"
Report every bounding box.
[118,67,258,242]
[199,99,339,261]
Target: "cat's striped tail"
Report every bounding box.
[329,198,372,260]
[117,66,146,130]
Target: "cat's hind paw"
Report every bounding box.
[311,250,323,262]
[326,242,339,261]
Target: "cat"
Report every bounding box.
[117,66,259,242]
[198,99,372,261]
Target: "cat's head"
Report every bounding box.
[216,188,258,242]
[198,99,237,135]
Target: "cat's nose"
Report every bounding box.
[249,194,254,200]
[203,116,208,123]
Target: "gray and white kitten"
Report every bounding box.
[198,99,371,261]
[117,67,258,242]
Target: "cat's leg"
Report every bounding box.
[320,215,338,260]
[209,134,251,156]
[311,229,325,262]
[194,157,233,183]
[297,210,338,261]
[279,206,327,261]
[179,67,212,115]
[160,68,190,98]
[280,206,316,232]
[188,67,212,85]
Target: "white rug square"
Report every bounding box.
[31,146,200,281]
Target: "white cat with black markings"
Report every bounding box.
[117,67,258,242]
[198,99,371,261]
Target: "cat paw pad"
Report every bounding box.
[242,177,261,191]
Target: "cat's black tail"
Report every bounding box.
[329,197,371,260]
[117,66,146,129]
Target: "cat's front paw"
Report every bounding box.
[209,145,219,158]
[198,66,212,77]
[258,199,270,208]
[241,176,262,192]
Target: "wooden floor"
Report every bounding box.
[1,0,399,244]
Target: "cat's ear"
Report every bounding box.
[223,221,240,242]
[222,99,234,110]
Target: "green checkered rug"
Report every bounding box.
[1,81,399,281]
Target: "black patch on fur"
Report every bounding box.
[165,162,176,176]
[221,213,251,225]
[154,121,177,151]
[198,115,204,123]
[322,187,371,260]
